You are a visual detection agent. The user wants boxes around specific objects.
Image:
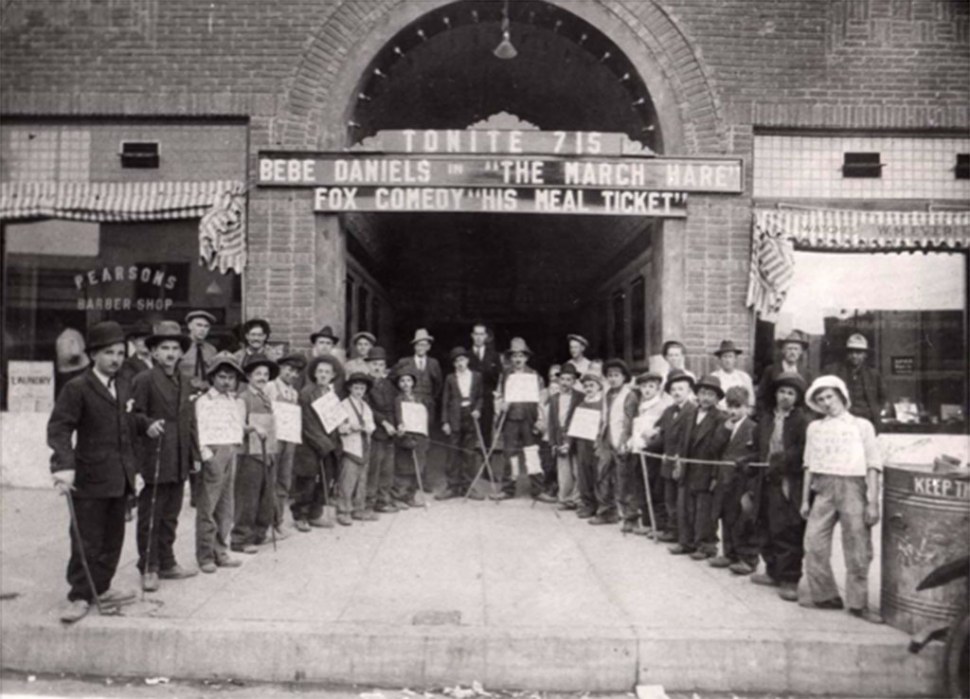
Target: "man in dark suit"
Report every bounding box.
[364,347,399,513]
[393,328,443,416]
[547,364,583,509]
[48,321,139,623]
[438,347,484,500]
[467,323,502,446]
[132,320,198,592]
[119,321,153,384]
[756,330,815,412]
[823,333,887,431]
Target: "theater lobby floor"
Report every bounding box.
[0,486,942,697]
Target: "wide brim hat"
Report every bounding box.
[307,354,342,381]
[243,354,280,381]
[505,337,532,356]
[206,352,247,382]
[662,340,686,356]
[567,334,589,348]
[366,346,388,362]
[345,371,374,389]
[410,328,434,345]
[694,373,725,399]
[125,320,153,341]
[310,326,340,344]
[602,358,631,381]
[146,320,191,352]
[185,310,217,325]
[713,340,742,357]
[846,333,870,352]
[393,365,419,385]
[449,346,470,363]
[665,368,696,393]
[351,331,377,347]
[806,375,851,414]
[635,370,665,385]
[772,371,808,401]
[278,351,308,370]
[777,330,809,348]
[87,321,127,353]
[242,318,271,337]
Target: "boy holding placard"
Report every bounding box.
[337,372,377,526]
[232,356,281,553]
[392,367,432,508]
[292,355,344,531]
[266,352,304,537]
[494,338,545,500]
[602,359,638,529]
[569,373,606,518]
[194,353,248,574]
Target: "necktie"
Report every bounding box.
[417,357,424,371]
[195,343,204,379]
[478,347,484,360]
[107,377,116,399]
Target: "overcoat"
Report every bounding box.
[132,365,196,483]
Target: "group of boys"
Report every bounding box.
[49,315,884,626]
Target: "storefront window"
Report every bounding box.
[2,218,242,406]
[777,250,968,434]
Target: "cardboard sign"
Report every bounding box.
[7,361,55,413]
[401,401,429,436]
[523,445,543,475]
[505,373,540,404]
[312,391,349,433]
[272,401,302,444]
[197,397,244,446]
[567,407,602,442]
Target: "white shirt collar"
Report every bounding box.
[92,366,115,389]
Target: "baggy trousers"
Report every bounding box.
[291,453,337,522]
[677,485,717,553]
[556,451,580,505]
[366,438,396,508]
[137,481,184,574]
[445,409,478,493]
[616,450,644,523]
[760,478,806,585]
[594,447,621,519]
[67,495,127,602]
[711,475,758,566]
[275,441,295,526]
[337,454,368,516]
[574,439,599,513]
[195,450,235,565]
[232,455,276,547]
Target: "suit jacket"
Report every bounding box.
[293,383,340,478]
[119,355,152,385]
[756,362,815,412]
[132,365,196,484]
[547,388,583,448]
[441,371,483,430]
[823,361,886,430]
[47,369,138,498]
[647,401,697,479]
[681,407,730,492]
[745,406,811,515]
[717,416,756,487]
[467,345,502,393]
[179,340,218,392]
[366,376,398,441]
[394,355,442,408]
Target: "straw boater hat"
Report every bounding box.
[694,374,725,400]
[307,354,342,380]
[665,368,695,393]
[410,328,434,345]
[351,331,377,347]
[806,375,850,414]
[206,351,247,382]
[310,325,339,345]
[185,310,217,325]
[146,320,191,352]
[505,337,532,356]
[242,318,271,337]
[772,370,807,401]
[662,340,686,356]
[86,321,126,353]
[603,358,631,381]
[345,371,373,389]
[777,330,809,348]
[846,334,870,352]
[567,334,589,348]
[243,354,280,381]
[713,340,742,356]
[449,346,470,363]
[366,346,388,362]
[278,351,308,371]
[635,370,665,385]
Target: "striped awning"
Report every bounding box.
[0,180,247,274]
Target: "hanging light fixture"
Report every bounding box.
[494,0,517,60]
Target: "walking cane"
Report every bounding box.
[259,435,277,552]
[63,492,105,617]
[411,450,429,511]
[638,452,660,542]
[470,415,498,500]
[142,437,164,600]
[464,409,507,502]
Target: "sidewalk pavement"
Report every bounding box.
[0,486,942,696]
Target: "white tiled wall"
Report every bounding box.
[754,135,970,200]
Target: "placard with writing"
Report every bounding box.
[401,401,429,436]
[312,391,350,433]
[197,397,245,447]
[505,373,540,404]
[272,401,302,444]
[7,361,55,413]
[567,407,602,441]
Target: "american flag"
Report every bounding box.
[199,185,247,275]
[746,210,795,321]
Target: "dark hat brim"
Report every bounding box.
[206,361,247,382]
[772,375,807,397]
[145,334,191,353]
[665,373,696,392]
[278,353,308,370]
[310,331,340,344]
[243,319,272,337]
[351,332,377,346]
[307,355,342,380]
[243,358,280,380]
[602,360,631,380]
[713,346,742,356]
[345,373,374,388]
[694,380,725,399]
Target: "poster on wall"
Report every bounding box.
[7,361,55,413]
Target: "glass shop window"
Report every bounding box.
[2,219,242,407]
[775,250,968,435]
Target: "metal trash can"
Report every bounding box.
[881,463,970,634]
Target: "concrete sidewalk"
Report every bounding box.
[0,486,942,696]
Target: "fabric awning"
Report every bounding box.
[746,207,970,320]
[0,180,247,274]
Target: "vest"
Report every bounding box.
[603,384,632,450]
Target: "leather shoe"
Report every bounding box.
[308,516,334,528]
[141,572,160,593]
[355,510,379,522]
[534,492,557,504]
[556,502,577,511]
[849,607,885,624]
[778,583,798,602]
[337,514,353,526]
[98,588,136,605]
[620,520,635,533]
[813,597,844,610]
[690,549,714,561]
[375,502,400,513]
[750,572,779,587]
[159,564,198,580]
[708,556,734,568]
[199,561,218,574]
[294,519,311,532]
[466,490,486,501]
[576,508,596,519]
[232,543,259,555]
[434,489,459,501]
[657,531,678,543]
[60,599,90,624]
[668,544,695,555]
[216,556,242,568]
[729,561,755,576]
[588,515,618,525]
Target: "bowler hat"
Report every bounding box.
[366,346,388,362]
[806,375,850,414]
[772,371,807,400]
[307,354,342,382]
[777,330,809,348]
[242,318,271,337]
[351,331,377,347]
[206,351,247,382]
[635,370,664,385]
[449,346,470,363]
[278,352,308,370]
[146,320,191,352]
[713,340,742,357]
[505,337,532,356]
[310,325,340,344]
[185,310,217,325]
[87,321,127,353]
[345,371,373,389]
[846,334,870,352]
[410,328,434,345]
[243,354,280,381]
[662,340,686,357]
[567,334,589,348]
[603,358,631,381]
[665,368,695,393]
[694,374,725,400]
[125,320,153,341]
[559,364,580,378]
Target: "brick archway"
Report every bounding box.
[278,0,725,155]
